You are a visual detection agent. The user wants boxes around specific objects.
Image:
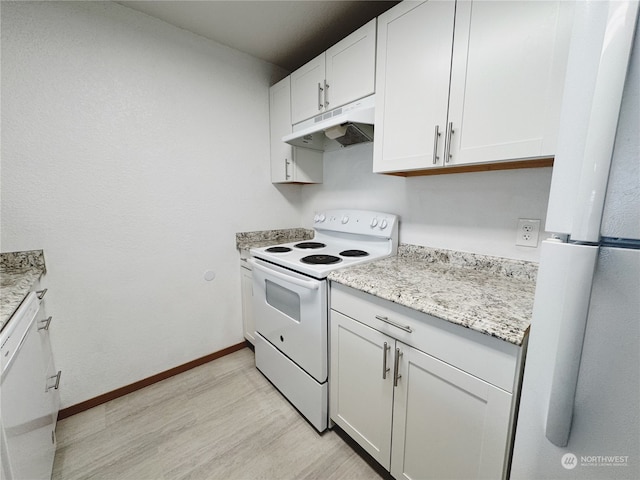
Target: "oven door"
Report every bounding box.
[249,258,327,383]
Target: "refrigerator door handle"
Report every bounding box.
[545,0,639,242]
[544,241,599,447]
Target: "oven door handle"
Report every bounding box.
[248,258,320,290]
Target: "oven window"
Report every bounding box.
[265,280,301,322]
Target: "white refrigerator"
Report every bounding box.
[510,1,639,479]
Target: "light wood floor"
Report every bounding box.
[53,347,387,479]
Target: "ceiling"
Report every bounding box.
[118,1,399,72]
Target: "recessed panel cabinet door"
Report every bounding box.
[373,0,455,173]
[325,19,376,112]
[446,1,573,165]
[269,77,293,183]
[330,311,394,469]
[390,343,513,480]
[291,53,326,125]
[270,76,322,183]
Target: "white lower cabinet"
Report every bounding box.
[330,311,394,467]
[390,343,512,480]
[330,284,521,479]
[240,257,255,344]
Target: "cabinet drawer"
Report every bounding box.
[330,283,520,392]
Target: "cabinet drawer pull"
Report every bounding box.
[394,348,403,387]
[382,341,390,379]
[46,370,62,392]
[36,288,48,300]
[285,158,291,180]
[318,82,324,110]
[38,316,53,331]
[432,125,441,164]
[375,315,413,333]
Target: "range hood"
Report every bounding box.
[283,95,374,150]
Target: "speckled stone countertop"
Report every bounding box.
[236,228,313,250]
[328,244,538,346]
[1,250,46,331]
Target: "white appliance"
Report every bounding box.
[511,1,639,478]
[249,209,398,432]
[1,292,61,480]
[282,95,375,150]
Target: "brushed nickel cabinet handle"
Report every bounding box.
[445,121,454,163]
[285,159,291,180]
[324,80,330,108]
[394,348,403,387]
[38,316,52,331]
[433,125,441,164]
[318,82,324,110]
[46,370,62,392]
[375,315,413,333]
[382,341,390,379]
[36,289,48,300]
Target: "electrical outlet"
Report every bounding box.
[516,219,541,247]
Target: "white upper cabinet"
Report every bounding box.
[374,0,573,174]
[374,1,456,172]
[290,53,326,126]
[269,76,322,184]
[446,1,573,166]
[291,19,376,125]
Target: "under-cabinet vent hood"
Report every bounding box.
[283,95,374,150]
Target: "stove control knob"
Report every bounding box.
[319,213,326,222]
[379,219,389,230]
[314,214,320,223]
[370,218,379,228]
[341,215,349,224]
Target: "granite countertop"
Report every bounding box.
[328,244,538,346]
[236,228,313,250]
[0,250,47,330]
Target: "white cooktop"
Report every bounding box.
[250,209,399,279]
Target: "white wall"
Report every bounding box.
[301,143,553,261]
[0,1,301,408]
[1,1,553,409]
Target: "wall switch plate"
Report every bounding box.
[516,218,541,247]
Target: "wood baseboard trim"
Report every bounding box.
[382,158,554,177]
[57,341,248,421]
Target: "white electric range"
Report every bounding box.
[249,209,399,431]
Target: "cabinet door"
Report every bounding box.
[330,311,394,469]
[373,0,455,173]
[291,53,326,124]
[390,343,513,480]
[269,77,293,183]
[446,1,573,165]
[240,265,255,344]
[325,19,376,111]
[291,148,323,184]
